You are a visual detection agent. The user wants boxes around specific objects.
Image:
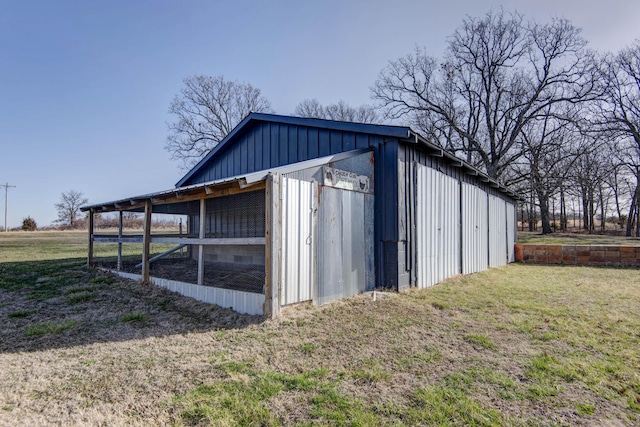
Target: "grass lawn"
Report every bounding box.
[0,232,639,426]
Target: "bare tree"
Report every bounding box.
[55,190,88,226]
[293,99,379,123]
[166,75,273,169]
[594,40,640,235]
[294,99,326,119]
[372,9,596,180]
[521,109,584,234]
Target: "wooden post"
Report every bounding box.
[117,210,123,271]
[141,200,152,283]
[87,209,94,266]
[197,198,206,285]
[264,173,281,318]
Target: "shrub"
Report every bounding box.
[21,216,37,231]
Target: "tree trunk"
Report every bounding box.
[626,184,638,236]
[537,193,553,234]
[582,192,589,231]
[560,187,567,231]
[599,185,606,233]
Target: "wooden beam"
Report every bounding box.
[87,209,94,267]
[135,244,187,268]
[141,200,152,283]
[152,237,265,245]
[197,198,206,285]
[264,173,281,318]
[163,181,267,206]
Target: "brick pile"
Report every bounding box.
[515,244,640,267]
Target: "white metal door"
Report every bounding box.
[461,183,488,274]
[280,177,315,305]
[415,164,460,288]
[488,195,507,267]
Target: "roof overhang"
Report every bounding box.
[403,131,521,201]
[81,148,372,213]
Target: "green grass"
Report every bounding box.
[24,319,79,337]
[7,309,35,318]
[119,312,149,323]
[66,291,97,305]
[173,365,353,427]
[464,333,497,350]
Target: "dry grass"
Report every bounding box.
[1,232,639,426]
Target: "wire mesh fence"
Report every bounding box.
[92,190,267,295]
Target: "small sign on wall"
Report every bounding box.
[323,166,370,193]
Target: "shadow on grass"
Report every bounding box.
[0,257,264,354]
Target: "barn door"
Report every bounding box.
[280,177,316,306]
[415,163,460,288]
[317,186,370,305]
[488,195,507,267]
[461,182,488,274]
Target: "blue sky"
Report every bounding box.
[1,0,639,228]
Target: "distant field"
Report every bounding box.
[518,231,640,246]
[0,232,638,426]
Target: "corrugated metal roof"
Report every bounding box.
[80,149,370,212]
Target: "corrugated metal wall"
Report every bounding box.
[280,177,315,306]
[317,186,372,304]
[489,195,508,267]
[461,182,489,275]
[415,164,460,288]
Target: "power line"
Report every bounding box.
[1,182,16,232]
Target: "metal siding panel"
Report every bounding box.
[344,132,355,151]
[308,128,319,159]
[364,193,376,290]
[330,130,342,154]
[254,128,263,171]
[288,125,298,164]
[415,164,460,288]
[280,177,314,306]
[319,129,330,157]
[262,123,271,170]
[271,123,279,166]
[355,133,368,149]
[489,195,507,267]
[298,127,308,162]
[318,186,343,304]
[247,129,255,172]
[342,190,354,296]
[279,124,288,165]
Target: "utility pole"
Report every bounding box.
[1,182,16,232]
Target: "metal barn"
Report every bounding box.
[82,113,518,317]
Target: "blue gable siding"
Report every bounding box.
[182,120,385,186]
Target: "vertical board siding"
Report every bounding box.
[184,122,379,186]
[280,177,315,306]
[415,164,460,288]
[489,195,508,267]
[461,183,489,274]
